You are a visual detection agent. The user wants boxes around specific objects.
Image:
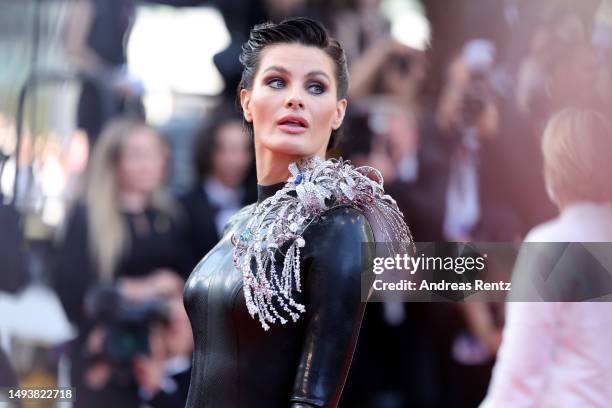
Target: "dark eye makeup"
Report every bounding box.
[264,76,327,95]
[266,77,285,89]
[308,82,326,94]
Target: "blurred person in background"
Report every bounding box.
[516,36,603,130]
[506,4,610,231]
[53,118,191,407]
[328,0,389,64]
[340,102,440,408]
[133,274,193,408]
[212,0,321,98]
[416,40,521,407]
[180,105,255,263]
[419,39,511,242]
[420,37,524,242]
[65,0,144,145]
[344,34,428,235]
[481,108,612,408]
[349,36,427,115]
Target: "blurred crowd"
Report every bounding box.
[2,0,612,407]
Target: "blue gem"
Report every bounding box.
[294,173,303,185]
[240,228,251,241]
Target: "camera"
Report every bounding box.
[84,285,170,385]
[389,53,413,75]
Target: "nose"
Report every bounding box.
[284,87,304,110]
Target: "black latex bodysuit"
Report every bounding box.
[184,181,374,408]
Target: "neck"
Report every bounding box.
[255,145,298,185]
[559,199,612,214]
[254,140,328,185]
[119,190,150,213]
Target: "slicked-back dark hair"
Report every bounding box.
[237,17,349,151]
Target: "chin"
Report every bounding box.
[272,144,321,158]
[265,134,319,157]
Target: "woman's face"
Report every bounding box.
[117,127,167,195]
[240,43,347,159]
[211,120,252,188]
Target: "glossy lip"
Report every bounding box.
[277,114,309,135]
[277,114,309,129]
[278,123,308,134]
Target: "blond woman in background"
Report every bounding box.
[53,117,192,408]
[481,108,612,407]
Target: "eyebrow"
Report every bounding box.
[262,65,331,81]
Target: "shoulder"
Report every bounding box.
[320,205,372,235]
[299,206,375,290]
[222,203,257,236]
[303,205,374,257]
[333,203,370,220]
[524,216,563,242]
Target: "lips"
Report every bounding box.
[277,115,309,134]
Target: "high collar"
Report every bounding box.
[257,181,286,203]
[256,156,325,203]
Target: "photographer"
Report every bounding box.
[348,36,427,114]
[343,35,431,241]
[418,40,522,407]
[83,272,192,408]
[53,117,191,407]
[419,39,517,242]
[133,277,193,408]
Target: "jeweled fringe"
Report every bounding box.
[232,156,413,330]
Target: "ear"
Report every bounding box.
[240,88,253,123]
[331,98,348,130]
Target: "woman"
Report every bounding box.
[480,108,612,407]
[65,0,144,144]
[184,18,412,408]
[54,118,191,407]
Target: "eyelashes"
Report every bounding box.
[308,83,325,94]
[267,78,284,89]
[265,77,327,95]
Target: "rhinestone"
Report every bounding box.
[294,173,303,185]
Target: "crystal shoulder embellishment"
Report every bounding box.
[231,156,413,330]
